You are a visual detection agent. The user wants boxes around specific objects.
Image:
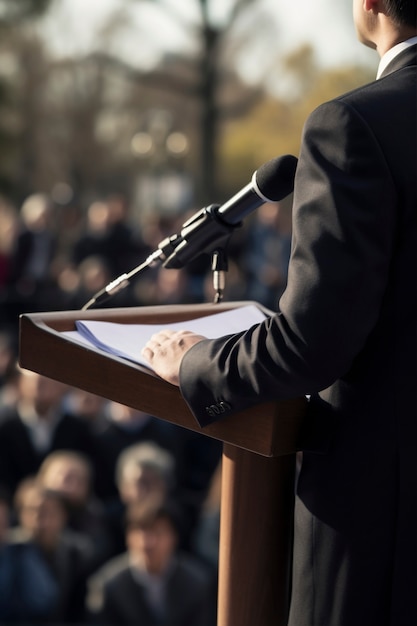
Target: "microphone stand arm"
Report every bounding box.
[211,247,229,304]
[82,204,241,310]
[81,250,163,311]
[161,204,240,269]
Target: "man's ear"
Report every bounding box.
[364,0,381,13]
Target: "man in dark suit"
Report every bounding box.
[142,1,416,624]
[0,368,95,498]
[86,498,215,626]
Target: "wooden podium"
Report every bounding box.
[19,301,306,626]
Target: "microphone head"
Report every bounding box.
[254,154,298,202]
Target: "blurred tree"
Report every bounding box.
[0,0,376,214]
[96,0,271,202]
[0,0,54,196]
[0,0,53,26]
[219,51,376,193]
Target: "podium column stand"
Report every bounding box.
[218,445,296,626]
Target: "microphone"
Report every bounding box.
[160,153,298,269]
[81,154,297,309]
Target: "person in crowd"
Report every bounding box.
[0,487,18,622]
[63,387,108,433]
[0,330,18,406]
[0,367,95,498]
[243,200,292,309]
[105,192,152,276]
[191,461,221,571]
[64,254,139,310]
[5,193,57,324]
[7,477,94,624]
[106,441,178,555]
[0,196,19,332]
[71,197,150,281]
[116,442,176,510]
[141,2,417,625]
[91,401,221,554]
[71,201,116,271]
[86,496,215,626]
[90,401,180,505]
[37,450,113,567]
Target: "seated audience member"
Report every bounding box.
[116,442,176,507]
[8,477,94,624]
[91,402,179,504]
[37,450,113,567]
[91,401,220,549]
[86,497,215,626]
[0,331,17,403]
[5,193,57,325]
[0,489,66,625]
[0,487,19,622]
[106,441,177,554]
[63,388,108,432]
[0,367,95,498]
[0,487,10,541]
[192,461,221,571]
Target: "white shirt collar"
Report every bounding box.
[19,403,61,453]
[377,36,417,79]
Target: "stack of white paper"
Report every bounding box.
[62,304,267,370]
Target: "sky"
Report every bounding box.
[39,0,378,77]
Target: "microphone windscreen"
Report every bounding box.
[255,154,298,202]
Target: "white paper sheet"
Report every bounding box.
[61,304,267,370]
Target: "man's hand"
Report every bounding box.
[141,329,206,386]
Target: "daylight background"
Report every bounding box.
[0,0,377,211]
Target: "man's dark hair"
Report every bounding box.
[125,496,185,537]
[384,0,417,28]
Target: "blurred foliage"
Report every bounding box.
[0,0,53,27]
[218,60,376,194]
[0,0,54,194]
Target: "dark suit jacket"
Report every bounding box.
[92,553,214,626]
[0,408,95,497]
[179,46,417,626]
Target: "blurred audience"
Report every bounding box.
[63,388,108,433]
[91,402,180,504]
[192,461,221,571]
[71,196,150,279]
[86,496,215,626]
[116,442,176,509]
[0,186,293,624]
[37,450,113,568]
[0,331,18,407]
[0,367,94,498]
[7,478,94,624]
[0,196,19,332]
[5,193,57,326]
[243,200,292,309]
[107,441,178,556]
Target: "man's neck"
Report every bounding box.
[375,25,417,57]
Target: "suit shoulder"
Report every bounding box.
[171,552,212,588]
[86,554,131,614]
[310,65,415,122]
[0,410,24,431]
[89,552,130,588]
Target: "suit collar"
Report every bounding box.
[379,42,417,79]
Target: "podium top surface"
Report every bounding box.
[19,301,306,457]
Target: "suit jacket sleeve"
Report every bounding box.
[179,98,397,427]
